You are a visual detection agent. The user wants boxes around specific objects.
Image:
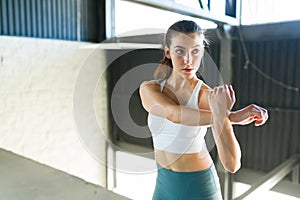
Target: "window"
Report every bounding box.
[241,0,300,25]
[115,0,217,37]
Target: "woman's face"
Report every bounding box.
[165,32,204,79]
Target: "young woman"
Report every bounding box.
[139,20,268,200]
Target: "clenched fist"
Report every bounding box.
[208,84,235,120]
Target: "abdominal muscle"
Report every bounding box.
[155,148,213,172]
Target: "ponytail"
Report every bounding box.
[153,55,173,81]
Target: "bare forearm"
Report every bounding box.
[212,117,241,173]
[169,105,212,126]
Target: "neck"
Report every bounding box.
[167,72,198,90]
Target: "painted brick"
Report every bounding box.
[0,36,109,187]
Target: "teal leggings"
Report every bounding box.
[152,164,223,200]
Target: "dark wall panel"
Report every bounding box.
[0,0,106,42]
[106,49,164,147]
[232,22,300,173]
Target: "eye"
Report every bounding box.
[175,49,186,56]
[192,49,201,55]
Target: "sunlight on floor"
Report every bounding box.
[113,151,157,200]
[233,182,299,200]
[113,151,299,200]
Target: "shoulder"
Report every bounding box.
[200,82,212,94]
[140,80,162,93]
[197,80,211,96]
[140,80,160,89]
[140,80,160,87]
[198,82,211,110]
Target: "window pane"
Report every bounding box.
[241,0,300,25]
[115,0,217,37]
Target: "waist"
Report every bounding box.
[155,149,213,172]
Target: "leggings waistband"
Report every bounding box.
[156,163,214,175]
[153,163,222,200]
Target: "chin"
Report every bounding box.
[183,74,195,80]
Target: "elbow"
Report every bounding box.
[166,111,179,124]
[165,106,181,124]
[225,156,241,173]
[222,149,241,173]
[226,161,241,173]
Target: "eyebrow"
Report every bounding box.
[174,44,201,49]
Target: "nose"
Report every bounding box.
[183,52,192,64]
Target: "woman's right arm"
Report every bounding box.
[229,104,268,126]
[139,80,212,126]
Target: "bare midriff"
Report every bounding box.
[155,148,213,172]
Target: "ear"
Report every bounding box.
[164,47,171,59]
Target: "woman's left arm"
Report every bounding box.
[207,85,269,173]
[208,85,241,173]
[200,84,268,127]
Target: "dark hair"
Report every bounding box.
[153,20,209,80]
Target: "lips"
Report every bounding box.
[182,68,194,72]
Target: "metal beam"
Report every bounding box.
[223,172,234,200]
[106,0,116,38]
[217,24,233,84]
[77,0,81,41]
[216,158,234,200]
[234,154,300,200]
[292,165,299,184]
[121,0,240,26]
[216,24,234,200]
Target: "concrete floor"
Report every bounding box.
[0,149,130,200]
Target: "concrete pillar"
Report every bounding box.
[216,23,234,200]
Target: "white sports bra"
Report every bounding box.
[148,79,208,155]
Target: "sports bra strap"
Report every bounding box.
[160,80,166,91]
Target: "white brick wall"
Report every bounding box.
[0,36,108,187]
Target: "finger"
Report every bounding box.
[254,109,268,126]
[213,87,218,95]
[208,90,214,103]
[229,85,236,102]
[217,86,222,94]
[228,84,233,97]
[255,116,267,126]
[207,89,213,101]
[257,107,268,121]
[254,119,263,126]
[224,84,230,96]
[253,115,263,126]
[224,85,232,104]
[219,86,227,100]
[249,108,262,119]
[224,84,232,97]
[265,110,269,121]
[261,110,269,124]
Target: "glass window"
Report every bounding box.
[241,0,300,25]
[115,0,217,37]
